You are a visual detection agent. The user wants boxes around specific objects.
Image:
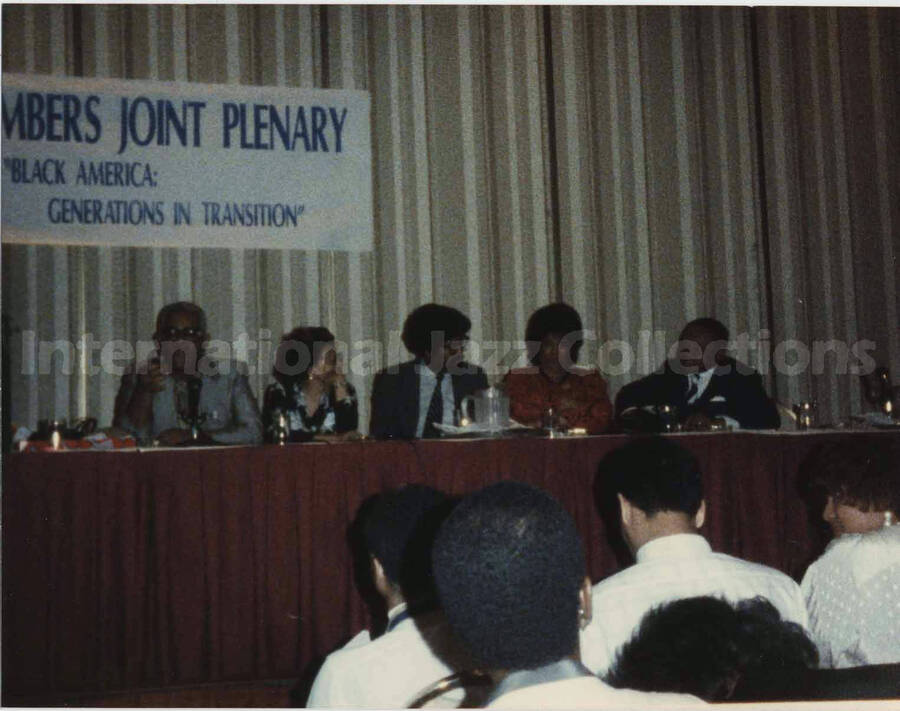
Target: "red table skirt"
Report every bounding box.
[3,431,897,700]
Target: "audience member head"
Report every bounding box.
[362,484,453,609]
[599,437,705,554]
[675,317,730,372]
[806,440,900,536]
[401,303,471,372]
[432,481,591,674]
[606,596,818,701]
[525,303,584,377]
[153,301,208,375]
[272,326,337,388]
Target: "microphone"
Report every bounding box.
[187,376,203,427]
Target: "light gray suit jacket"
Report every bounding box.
[113,358,263,445]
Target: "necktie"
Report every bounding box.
[422,371,445,438]
[686,374,700,404]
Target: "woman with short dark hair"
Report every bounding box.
[800,440,900,668]
[262,326,358,441]
[504,303,612,433]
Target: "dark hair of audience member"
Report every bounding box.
[524,302,584,365]
[606,596,818,702]
[599,436,703,517]
[362,484,454,606]
[432,481,585,670]
[271,326,335,387]
[729,598,819,701]
[680,317,730,342]
[401,304,471,359]
[805,439,900,516]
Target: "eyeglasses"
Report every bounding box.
[158,326,204,340]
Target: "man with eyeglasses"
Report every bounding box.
[113,301,263,446]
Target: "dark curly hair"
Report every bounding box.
[432,481,585,670]
[606,596,818,701]
[804,439,899,515]
[524,302,584,365]
[401,303,471,359]
[272,326,335,386]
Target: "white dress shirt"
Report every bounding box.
[488,675,706,709]
[306,604,471,708]
[416,364,455,437]
[580,533,809,675]
[801,524,900,668]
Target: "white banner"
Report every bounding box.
[1,73,373,251]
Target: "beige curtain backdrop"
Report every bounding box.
[3,5,898,433]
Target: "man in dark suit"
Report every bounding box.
[615,318,779,430]
[370,303,488,439]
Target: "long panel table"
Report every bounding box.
[3,430,898,703]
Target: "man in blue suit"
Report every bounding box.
[370,303,488,439]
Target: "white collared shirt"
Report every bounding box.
[416,364,455,437]
[306,604,471,708]
[580,533,809,675]
[801,524,900,668]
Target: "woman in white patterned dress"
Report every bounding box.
[800,440,900,668]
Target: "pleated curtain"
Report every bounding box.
[3,5,898,432]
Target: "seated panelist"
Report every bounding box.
[370,303,487,439]
[504,303,612,433]
[113,301,263,446]
[262,326,358,442]
[615,317,779,430]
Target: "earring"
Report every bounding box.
[578,607,588,630]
